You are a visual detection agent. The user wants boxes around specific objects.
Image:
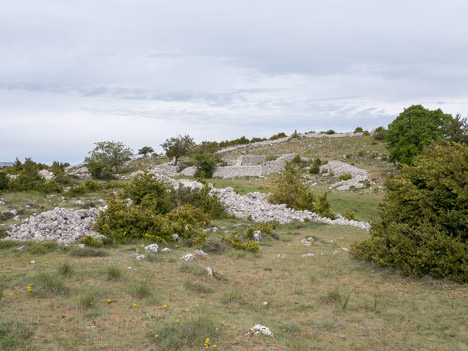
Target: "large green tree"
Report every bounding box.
[386,105,452,165]
[161,135,195,165]
[351,142,468,282]
[85,141,133,178]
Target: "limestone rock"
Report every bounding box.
[38,169,55,180]
[144,244,159,253]
[136,255,146,261]
[250,324,273,336]
[181,253,195,262]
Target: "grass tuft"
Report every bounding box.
[219,288,244,306]
[131,280,152,299]
[78,291,99,309]
[183,279,213,294]
[34,272,69,297]
[106,266,122,280]
[57,261,74,277]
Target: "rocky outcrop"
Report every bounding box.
[38,169,55,180]
[6,207,103,243]
[65,164,91,179]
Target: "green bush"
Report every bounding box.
[372,126,386,141]
[269,132,287,140]
[338,173,352,181]
[169,184,227,219]
[354,127,363,133]
[343,208,360,221]
[194,153,217,178]
[85,141,133,178]
[7,158,62,194]
[0,171,8,191]
[309,157,322,174]
[222,231,260,252]
[93,172,219,244]
[269,161,335,218]
[66,179,102,197]
[386,105,452,165]
[351,143,468,282]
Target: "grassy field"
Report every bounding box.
[1,220,467,350]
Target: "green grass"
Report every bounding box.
[0,321,35,350]
[0,221,467,350]
[69,247,109,257]
[105,266,122,280]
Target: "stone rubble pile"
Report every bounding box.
[215,187,370,230]
[134,172,370,230]
[216,132,363,154]
[5,207,103,244]
[320,161,370,191]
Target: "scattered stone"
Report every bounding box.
[333,250,341,255]
[0,198,5,206]
[17,245,26,251]
[250,324,273,336]
[30,260,35,264]
[263,301,268,306]
[172,234,180,241]
[253,230,262,242]
[194,249,208,257]
[277,254,286,258]
[162,248,170,252]
[300,237,315,246]
[144,244,159,253]
[205,266,213,276]
[301,253,315,257]
[181,253,195,262]
[78,244,85,248]
[136,255,146,261]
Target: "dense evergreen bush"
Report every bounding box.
[351,143,468,282]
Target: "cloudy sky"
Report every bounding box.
[1,0,467,164]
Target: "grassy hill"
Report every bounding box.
[1,134,467,350]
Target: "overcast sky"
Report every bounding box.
[1,0,467,164]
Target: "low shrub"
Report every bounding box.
[338,173,352,181]
[269,132,287,140]
[269,161,336,219]
[194,153,217,178]
[372,126,386,141]
[66,179,102,197]
[343,208,360,221]
[309,157,322,174]
[222,231,260,252]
